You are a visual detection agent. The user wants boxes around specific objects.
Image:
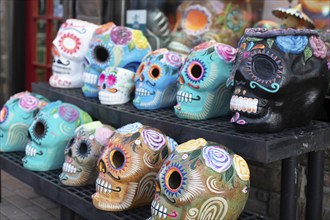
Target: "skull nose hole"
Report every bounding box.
[34,121,45,137]
[252,54,278,79]
[93,45,109,63]
[68,149,72,157]
[79,142,88,155]
[110,150,125,169]
[168,170,182,190]
[102,84,106,90]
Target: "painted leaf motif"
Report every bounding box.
[190,159,198,170]
[128,41,135,51]
[189,149,201,161]
[304,46,313,62]
[158,54,164,61]
[206,47,215,55]
[225,166,234,182]
[246,37,263,42]
[75,118,81,128]
[130,132,140,142]
[267,38,274,48]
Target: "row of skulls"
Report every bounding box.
[0,91,250,219]
[50,18,329,133]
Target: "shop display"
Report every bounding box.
[174,41,236,120]
[272,4,315,29]
[228,28,329,132]
[92,122,177,211]
[22,101,93,171]
[133,48,183,110]
[59,121,115,186]
[150,138,249,220]
[82,23,152,97]
[168,0,251,55]
[50,19,98,88]
[98,67,135,105]
[0,92,49,152]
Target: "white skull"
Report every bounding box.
[50,19,98,88]
[98,66,135,105]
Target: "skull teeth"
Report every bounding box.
[135,88,151,96]
[96,177,112,194]
[25,144,37,157]
[83,72,98,85]
[177,91,193,103]
[62,162,77,173]
[230,95,258,113]
[151,201,168,219]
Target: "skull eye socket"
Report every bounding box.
[149,65,162,80]
[0,106,9,124]
[79,142,88,155]
[97,160,107,173]
[252,54,278,79]
[165,167,183,193]
[110,149,126,170]
[33,119,48,140]
[186,60,206,83]
[93,45,110,63]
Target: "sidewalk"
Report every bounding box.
[1,170,60,220]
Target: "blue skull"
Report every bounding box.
[133,48,183,110]
[22,101,93,171]
[0,92,49,152]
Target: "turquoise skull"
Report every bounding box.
[22,101,93,171]
[0,91,49,152]
[174,41,236,120]
[133,48,184,110]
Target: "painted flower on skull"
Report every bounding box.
[202,146,232,173]
[275,35,308,54]
[58,105,80,122]
[233,154,250,181]
[309,36,327,59]
[193,40,217,51]
[142,129,166,151]
[162,52,182,67]
[0,106,8,123]
[176,138,207,153]
[19,95,40,112]
[116,122,142,134]
[216,43,237,63]
[132,30,150,50]
[110,26,132,45]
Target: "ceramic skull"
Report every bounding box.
[59,121,115,186]
[228,28,329,132]
[0,92,49,152]
[82,23,151,97]
[50,19,98,88]
[150,138,250,220]
[92,122,177,211]
[98,66,135,105]
[22,101,93,171]
[133,48,184,110]
[168,0,251,55]
[174,41,236,120]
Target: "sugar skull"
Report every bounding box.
[97,66,135,105]
[150,138,250,220]
[50,19,98,88]
[82,23,151,97]
[133,48,184,110]
[168,0,251,55]
[22,101,93,171]
[174,41,236,120]
[92,122,177,211]
[59,121,115,186]
[0,92,49,152]
[228,28,329,132]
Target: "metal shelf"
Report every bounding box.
[32,82,330,163]
[0,151,269,220]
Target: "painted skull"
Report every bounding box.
[228,28,329,132]
[98,66,135,105]
[174,41,236,120]
[22,101,93,171]
[82,23,151,97]
[50,19,98,88]
[168,0,251,55]
[133,48,184,110]
[59,121,115,186]
[150,138,250,220]
[92,122,177,211]
[0,92,49,152]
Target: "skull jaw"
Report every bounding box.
[150,194,182,220]
[133,88,177,110]
[59,170,96,186]
[50,59,84,88]
[99,90,131,105]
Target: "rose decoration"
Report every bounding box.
[309,36,327,59]
[163,52,183,68]
[233,154,250,181]
[10,91,30,100]
[95,127,114,146]
[142,129,166,151]
[176,138,207,153]
[95,22,115,35]
[0,106,8,123]
[275,35,308,54]
[59,105,80,123]
[151,48,168,55]
[110,26,132,45]
[19,95,40,111]
[216,43,237,63]
[193,41,217,51]
[166,136,178,152]
[202,146,232,173]
[116,122,142,134]
[132,30,150,49]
